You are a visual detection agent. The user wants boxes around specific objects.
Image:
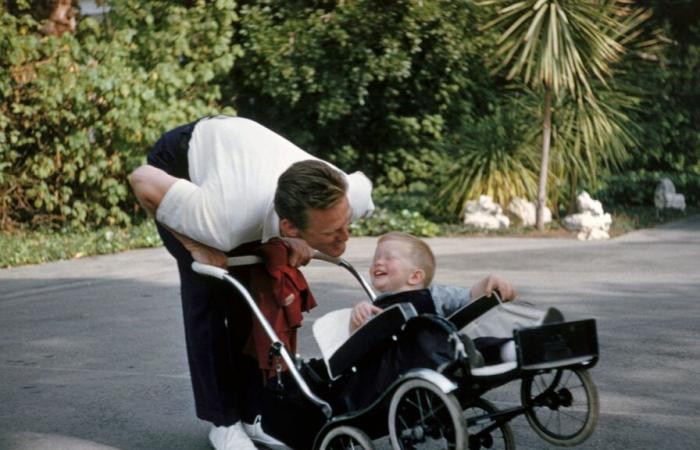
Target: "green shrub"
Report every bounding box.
[350,207,440,237]
[0,1,237,230]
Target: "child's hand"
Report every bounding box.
[470,275,517,302]
[350,301,383,332]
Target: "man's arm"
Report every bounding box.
[128,165,228,268]
[128,165,178,216]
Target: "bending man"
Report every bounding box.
[129,116,374,450]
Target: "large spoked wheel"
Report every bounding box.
[464,398,515,450]
[319,425,374,450]
[388,379,467,450]
[521,368,598,446]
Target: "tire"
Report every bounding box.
[388,379,467,450]
[521,368,599,446]
[464,398,516,450]
[319,425,375,450]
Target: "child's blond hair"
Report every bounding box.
[378,232,436,288]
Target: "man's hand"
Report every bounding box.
[470,275,517,302]
[281,237,314,267]
[350,301,383,332]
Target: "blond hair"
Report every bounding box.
[378,232,435,288]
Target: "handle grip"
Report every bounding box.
[191,262,228,280]
[312,251,342,265]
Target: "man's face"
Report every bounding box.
[369,239,420,293]
[294,196,353,257]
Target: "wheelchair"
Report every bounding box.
[192,252,599,450]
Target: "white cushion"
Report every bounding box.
[312,308,352,363]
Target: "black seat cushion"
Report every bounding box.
[328,303,417,378]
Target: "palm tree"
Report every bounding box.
[480,0,651,230]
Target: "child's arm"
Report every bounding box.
[469,275,517,302]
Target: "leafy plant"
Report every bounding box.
[350,208,440,237]
[0,0,237,230]
[479,0,654,229]
[229,0,492,190]
[438,104,539,214]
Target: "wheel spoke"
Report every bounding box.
[558,408,586,424]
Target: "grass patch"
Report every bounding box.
[1,207,696,268]
[0,221,162,269]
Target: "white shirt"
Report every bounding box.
[155,116,374,251]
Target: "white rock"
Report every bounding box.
[463,195,510,230]
[507,197,552,227]
[562,212,612,232]
[563,191,612,240]
[654,178,686,210]
[577,191,604,215]
[464,211,510,230]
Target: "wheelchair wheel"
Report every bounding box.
[319,425,374,450]
[464,398,515,450]
[388,379,467,450]
[521,368,598,446]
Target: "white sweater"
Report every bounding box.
[156,116,374,251]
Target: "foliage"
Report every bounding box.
[621,21,700,175]
[0,220,161,268]
[437,103,539,214]
[350,207,440,237]
[228,0,494,194]
[0,0,237,230]
[477,0,654,228]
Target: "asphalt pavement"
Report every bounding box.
[1,215,699,449]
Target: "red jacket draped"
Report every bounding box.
[246,238,317,376]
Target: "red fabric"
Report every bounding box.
[246,238,317,376]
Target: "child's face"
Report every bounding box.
[369,239,421,293]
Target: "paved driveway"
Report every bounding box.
[1,215,698,449]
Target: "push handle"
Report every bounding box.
[312,251,377,301]
[311,251,342,265]
[190,261,333,418]
[192,262,228,279]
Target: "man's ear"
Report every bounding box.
[407,269,426,288]
[279,218,301,238]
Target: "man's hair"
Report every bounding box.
[378,232,436,288]
[275,160,348,230]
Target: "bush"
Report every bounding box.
[350,207,440,237]
[0,1,237,230]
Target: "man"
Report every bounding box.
[128,116,374,450]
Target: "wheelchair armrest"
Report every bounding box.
[327,303,417,379]
[447,293,502,329]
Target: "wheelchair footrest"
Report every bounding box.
[514,319,598,370]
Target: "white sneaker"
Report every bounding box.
[209,422,257,450]
[243,415,292,450]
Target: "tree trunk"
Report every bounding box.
[536,87,553,231]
